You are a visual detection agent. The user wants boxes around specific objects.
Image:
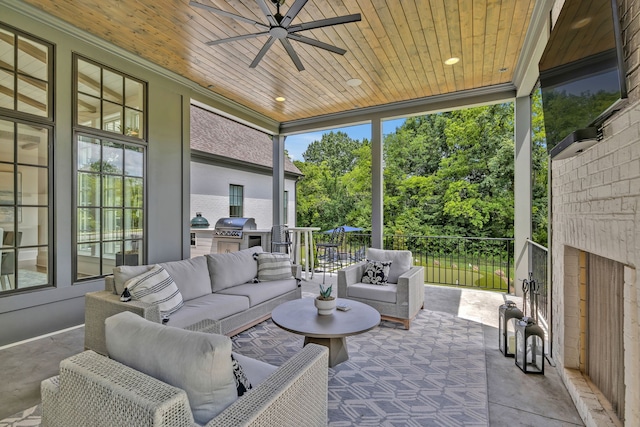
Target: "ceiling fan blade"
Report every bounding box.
[190,1,269,30]
[280,38,305,71]
[288,14,362,33]
[280,0,308,27]
[250,37,277,68]
[287,34,346,55]
[256,0,278,26]
[206,32,269,46]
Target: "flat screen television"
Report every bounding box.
[538,0,627,159]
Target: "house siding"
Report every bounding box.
[190,161,297,228]
[551,0,640,424]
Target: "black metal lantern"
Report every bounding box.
[498,300,523,357]
[515,316,545,374]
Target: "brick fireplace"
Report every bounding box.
[549,0,640,424]
[551,100,639,426]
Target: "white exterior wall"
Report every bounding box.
[190,161,297,229]
[551,101,640,426]
[550,0,640,424]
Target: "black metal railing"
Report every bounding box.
[312,232,514,292]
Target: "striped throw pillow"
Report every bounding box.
[125,265,184,316]
[255,252,293,281]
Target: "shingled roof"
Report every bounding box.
[190,105,302,175]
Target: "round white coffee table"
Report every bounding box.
[271,298,380,367]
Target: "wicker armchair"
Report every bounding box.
[337,248,424,329]
[41,344,329,427]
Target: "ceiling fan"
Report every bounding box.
[190,0,361,71]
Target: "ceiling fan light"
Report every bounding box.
[444,57,460,65]
[275,96,286,102]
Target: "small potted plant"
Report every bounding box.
[314,284,336,315]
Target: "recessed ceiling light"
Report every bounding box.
[346,78,362,87]
[444,57,459,65]
[571,17,592,30]
[275,96,286,102]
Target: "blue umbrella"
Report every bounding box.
[323,225,363,233]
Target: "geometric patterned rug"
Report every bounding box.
[0,306,488,426]
[233,309,489,426]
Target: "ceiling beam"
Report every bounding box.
[0,84,46,111]
[280,83,517,136]
[512,0,554,97]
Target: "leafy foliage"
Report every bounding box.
[294,103,548,246]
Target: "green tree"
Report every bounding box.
[531,89,548,245]
[383,103,515,238]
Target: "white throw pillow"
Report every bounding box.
[112,264,153,295]
[105,312,237,425]
[256,252,293,281]
[124,264,184,317]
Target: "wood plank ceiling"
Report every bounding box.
[20,0,536,124]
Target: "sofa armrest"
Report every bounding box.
[337,261,367,298]
[41,351,194,427]
[209,344,329,427]
[84,290,161,356]
[396,266,425,310]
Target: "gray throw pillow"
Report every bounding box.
[207,247,262,291]
[255,252,293,281]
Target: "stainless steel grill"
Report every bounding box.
[212,217,257,238]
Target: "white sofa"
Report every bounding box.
[85,247,301,355]
[43,312,329,427]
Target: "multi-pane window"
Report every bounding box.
[74,56,146,281]
[0,25,53,294]
[229,184,243,218]
[76,57,145,139]
[0,25,52,118]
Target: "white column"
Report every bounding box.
[371,117,383,249]
[514,96,532,297]
[272,134,286,226]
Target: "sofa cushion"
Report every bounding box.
[159,256,212,301]
[347,282,398,304]
[113,265,153,295]
[167,293,250,329]
[105,312,237,425]
[231,351,278,387]
[366,248,412,284]
[218,279,298,306]
[207,247,262,292]
[256,252,293,281]
[361,260,392,285]
[125,265,184,317]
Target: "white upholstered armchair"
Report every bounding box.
[337,248,424,329]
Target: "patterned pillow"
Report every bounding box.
[231,354,252,396]
[125,264,184,316]
[255,252,293,281]
[361,260,392,285]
